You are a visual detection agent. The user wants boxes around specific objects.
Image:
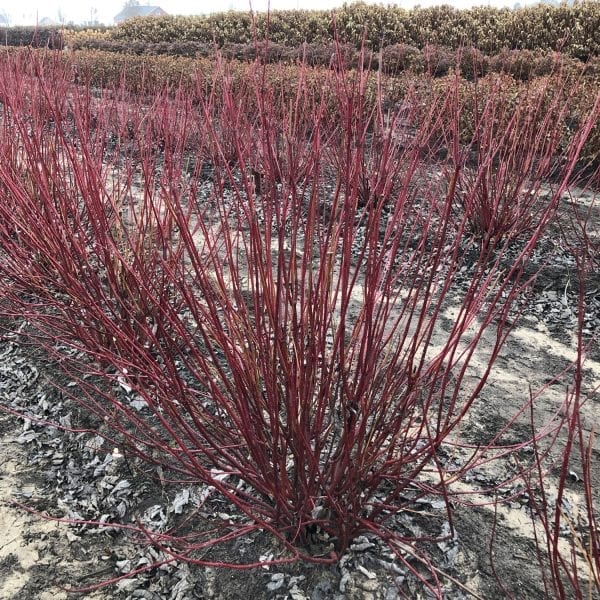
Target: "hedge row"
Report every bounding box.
[0,27,64,49]
[67,37,598,81]
[99,2,600,58]
[3,4,600,60]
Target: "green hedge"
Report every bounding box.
[4,4,600,60]
[103,2,600,58]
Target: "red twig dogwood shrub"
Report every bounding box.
[446,70,600,253]
[0,49,598,593]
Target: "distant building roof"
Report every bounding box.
[114,6,168,24]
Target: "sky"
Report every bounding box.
[0,0,528,26]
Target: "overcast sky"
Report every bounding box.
[0,0,525,26]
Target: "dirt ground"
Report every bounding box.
[0,188,599,600]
